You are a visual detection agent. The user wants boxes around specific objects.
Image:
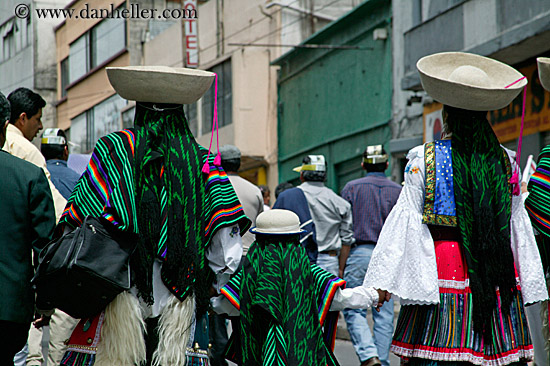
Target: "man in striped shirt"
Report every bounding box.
[340,145,401,366]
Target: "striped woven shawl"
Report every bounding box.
[60,122,249,315]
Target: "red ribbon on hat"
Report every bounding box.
[504,76,527,196]
[202,73,221,174]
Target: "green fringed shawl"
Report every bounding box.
[221,236,345,366]
[60,104,250,315]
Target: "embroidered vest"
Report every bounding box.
[422,140,512,227]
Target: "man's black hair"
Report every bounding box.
[221,158,241,173]
[0,92,9,125]
[7,87,46,124]
[259,185,270,196]
[274,182,293,199]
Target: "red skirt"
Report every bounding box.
[391,240,533,366]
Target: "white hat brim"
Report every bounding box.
[538,57,550,92]
[106,66,215,105]
[417,52,526,111]
[249,227,307,235]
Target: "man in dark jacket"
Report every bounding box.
[0,91,55,362]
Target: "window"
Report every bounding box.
[201,59,232,134]
[60,58,69,98]
[70,111,90,153]
[0,17,30,62]
[93,95,126,140]
[91,17,126,68]
[121,105,135,129]
[184,103,198,136]
[70,95,127,153]
[67,6,126,85]
[69,34,88,84]
[3,31,15,61]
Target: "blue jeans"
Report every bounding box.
[343,244,394,366]
[316,252,339,276]
[13,343,28,366]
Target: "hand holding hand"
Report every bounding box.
[33,314,51,328]
[521,182,528,194]
[374,289,391,312]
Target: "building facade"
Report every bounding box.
[55,0,186,153]
[189,0,359,194]
[391,0,550,182]
[274,0,392,192]
[0,0,71,142]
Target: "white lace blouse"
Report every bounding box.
[363,144,548,306]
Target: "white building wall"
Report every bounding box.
[0,0,69,143]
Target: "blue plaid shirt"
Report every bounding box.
[341,172,401,244]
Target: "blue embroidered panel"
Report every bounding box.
[434,140,456,217]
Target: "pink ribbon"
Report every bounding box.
[504,76,527,196]
[202,74,221,174]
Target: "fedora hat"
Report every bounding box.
[249,209,306,235]
[106,66,215,105]
[538,57,550,91]
[417,52,526,111]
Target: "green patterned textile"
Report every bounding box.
[445,105,515,336]
[60,103,250,315]
[221,235,345,366]
[525,145,550,272]
[132,102,213,308]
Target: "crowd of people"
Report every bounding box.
[1,53,550,366]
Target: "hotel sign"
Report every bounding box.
[183,0,198,67]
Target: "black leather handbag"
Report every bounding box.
[32,216,136,319]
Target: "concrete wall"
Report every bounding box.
[0,0,34,95]
[194,0,285,192]
[391,0,550,182]
[401,0,550,90]
[0,0,70,145]
[193,0,358,194]
[143,21,183,67]
[389,0,424,182]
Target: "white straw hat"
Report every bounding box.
[538,57,550,91]
[106,66,215,105]
[249,209,306,235]
[417,52,526,111]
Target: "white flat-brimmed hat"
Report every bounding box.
[249,209,306,235]
[293,155,326,172]
[363,145,388,164]
[106,66,215,105]
[417,52,526,111]
[538,57,550,91]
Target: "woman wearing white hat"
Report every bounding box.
[524,56,550,359]
[52,66,251,366]
[213,209,388,366]
[363,52,548,365]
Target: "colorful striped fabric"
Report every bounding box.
[525,145,550,273]
[221,240,345,366]
[61,130,137,233]
[392,240,533,366]
[59,129,250,299]
[526,146,550,235]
